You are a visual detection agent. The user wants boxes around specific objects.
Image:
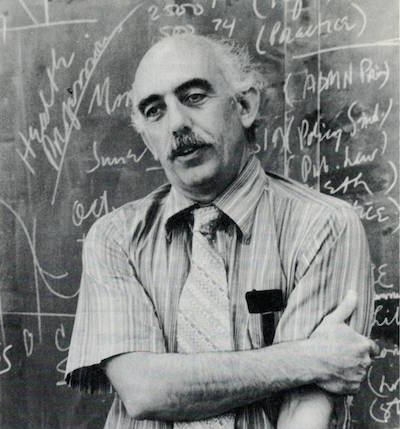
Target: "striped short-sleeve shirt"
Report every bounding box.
[66,155,374,429]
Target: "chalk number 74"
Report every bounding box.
[212,18,236,38]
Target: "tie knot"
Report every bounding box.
[193,206,220,238]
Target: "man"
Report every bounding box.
[66,35,377,429]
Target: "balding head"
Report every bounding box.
[132,35,265,135]
[130,34,263,203]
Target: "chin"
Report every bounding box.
[175,163,222,195]
[185,161,220,181]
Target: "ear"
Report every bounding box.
[235,87,260,129]
[141,130,159,161]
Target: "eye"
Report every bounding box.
[185,92,207,105]
[144,104,163,120]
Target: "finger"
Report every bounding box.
[325,290,358,324]
[369,340,380,357]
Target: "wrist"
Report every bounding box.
[297,338,328,384]
[270,339,327,386]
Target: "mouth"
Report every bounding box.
[173,144,209,159]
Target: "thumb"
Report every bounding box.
[325,290,358,324]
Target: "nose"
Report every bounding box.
[166,97,191,135]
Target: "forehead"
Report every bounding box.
[134,39,225,103]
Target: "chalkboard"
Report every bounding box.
[0,1,398,428]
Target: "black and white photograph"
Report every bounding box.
[0,1,398,428]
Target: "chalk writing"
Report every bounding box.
[88,77,132,116]
[293,38,400,60]
[2,312,75,318]
[256,3,366,54]
[323,172,373,195]
[352,200,390,224]
[17,3,144,205]
[347,99,393,136]
[0,342,12,375]
[212,18,236,38]
[302,64,353,99]
[159,25,195,37]
[343,147,379,168]
[22,328,34,357]
[72,190,114,227]
[375,344,399,360]
[301,58,390,100]
[86,141,148,174]
[17,48,75,175]
[298,118,343,152]
[373,304,399,327]
[385,197,399,235]
[55,324,69,353]
[0,197,73,342]
[301,154,329,183]
[263,112,294,154]
[252,0,308,21]
[148,3,204,20]
[373,264,394,289]
[55,323,69,385]
[56,356,68,387]
[360,58,390,89]
[368,365,400,424]
[1,0,97,42]
[374,292,400,301]
[369,396,400,424]
[385,161,398,196]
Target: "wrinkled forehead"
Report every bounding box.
[133,38,226,106]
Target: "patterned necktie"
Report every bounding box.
[175,206,234,429]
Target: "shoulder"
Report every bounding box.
[265,172,364,255]
[85,183,171,250]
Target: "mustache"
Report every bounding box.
[169,130,213,159]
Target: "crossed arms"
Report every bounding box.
[105,292,378,428]
[67,205,377,428]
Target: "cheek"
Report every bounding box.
[198,100,237,142]
[143,127,169,159]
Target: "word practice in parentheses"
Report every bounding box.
[1,0,97,43]
[255,2,367,55]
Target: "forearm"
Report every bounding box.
[104,340,325,421]
[277,387,334,429]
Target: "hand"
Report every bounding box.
[309,290,379,395]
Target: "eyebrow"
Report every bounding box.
[137,78,214,114]
[138,94,162,115]
[174,78,214,96]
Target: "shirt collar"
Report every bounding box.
[164,155,268,241]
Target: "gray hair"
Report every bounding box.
[130,34,267,139]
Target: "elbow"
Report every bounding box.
[124,395,154,420]
[125,402,150,421]
[123,381,167,420]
